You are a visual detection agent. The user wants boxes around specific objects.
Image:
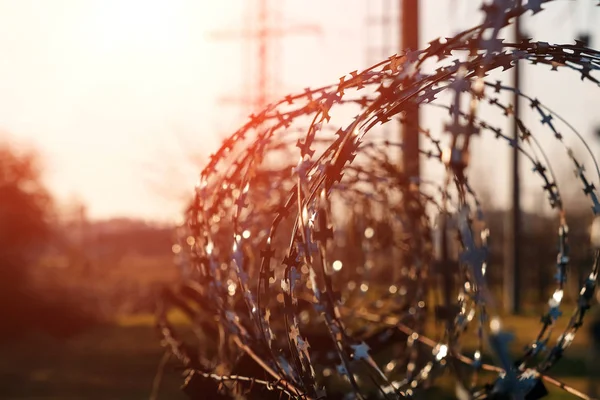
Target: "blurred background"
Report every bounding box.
[0,0,599,399]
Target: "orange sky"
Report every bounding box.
[0,0,597,222]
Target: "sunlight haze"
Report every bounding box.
[0,0,597,221]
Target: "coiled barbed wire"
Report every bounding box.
[157,1,600,399]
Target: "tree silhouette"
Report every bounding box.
[0,142,95,338]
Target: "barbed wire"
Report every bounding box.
[159,0,600,398]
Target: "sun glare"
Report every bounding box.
[84,0,188,53]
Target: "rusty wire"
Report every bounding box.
[158,1,600,398]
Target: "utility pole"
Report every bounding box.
[209,0,321,119]
[504,1,522,315]
[401,0,420,179]
[399,1,422,295]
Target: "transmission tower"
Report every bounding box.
[209,0,321,121]
[364,0,397,141]
[364,0,397,65]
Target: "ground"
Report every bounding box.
[0,321,185,400]
[0,313,594,399]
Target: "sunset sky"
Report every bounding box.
[0,0,598,222]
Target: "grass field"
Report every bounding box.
[0,312,596,399]
[0,321,186,400]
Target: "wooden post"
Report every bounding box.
[504,2,522,314]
